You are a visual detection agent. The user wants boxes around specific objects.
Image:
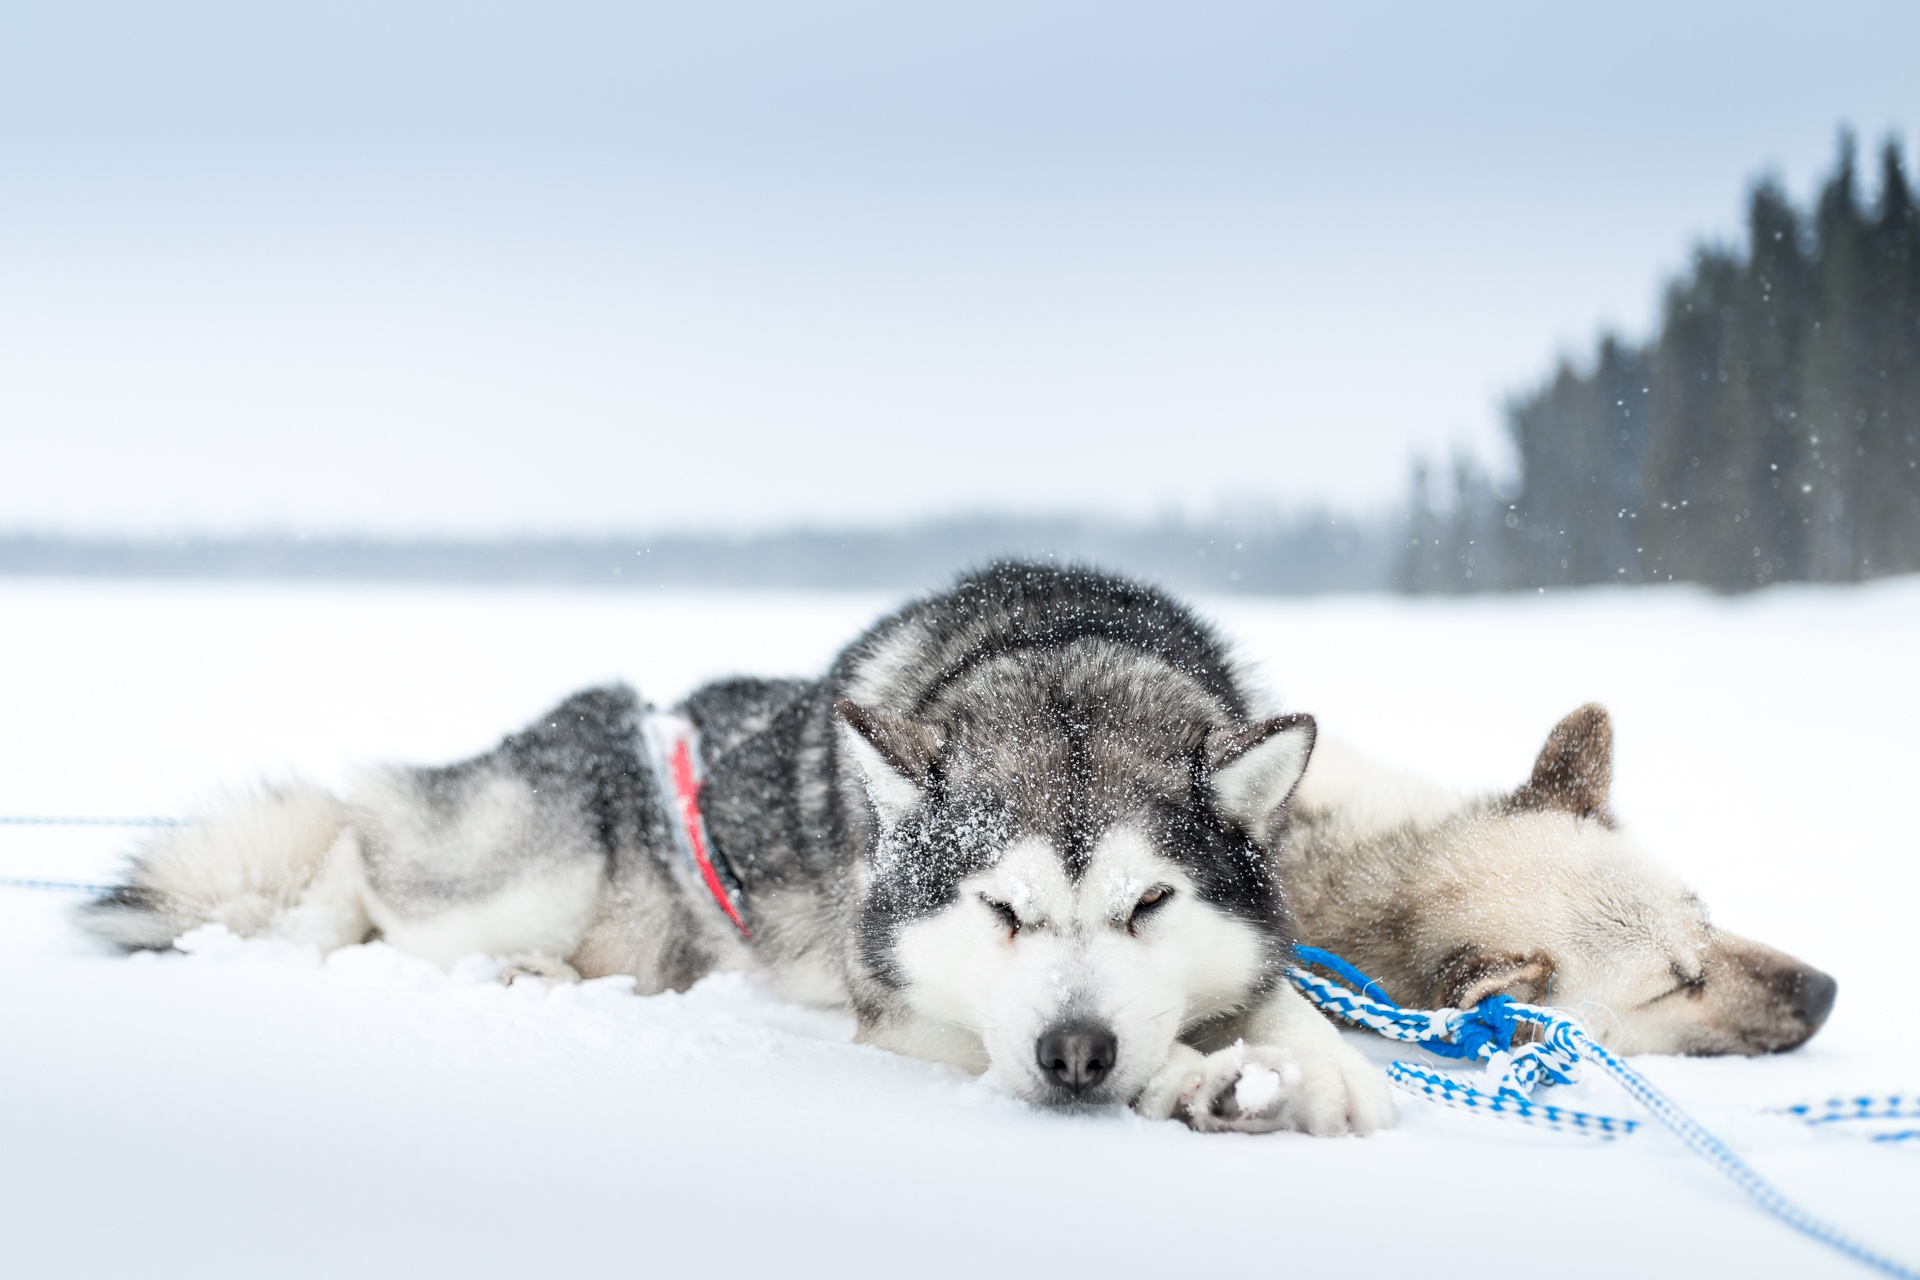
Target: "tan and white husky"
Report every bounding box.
[1287,704,1836,1056]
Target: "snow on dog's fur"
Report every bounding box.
[79,565,1391,1137]
[1287,704,1837,1056]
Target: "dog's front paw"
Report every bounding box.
[1176,1039,1392,1136]
[1181,1042,1305,1133]
[497,952,581,986]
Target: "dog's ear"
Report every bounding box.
[1510,703,1613,822]
[1437,947,1555,1009]
[1205,713,1316,845]
[834,699,942,824]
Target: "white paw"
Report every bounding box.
[1172,1039,1393,1136]
[497,952,581,987]
[1183,1042,1304,1133]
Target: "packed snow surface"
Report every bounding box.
[2,578,1916,1279]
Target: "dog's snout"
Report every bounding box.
[1036,1022,1117,1095]
[1749,964,1838,1053]
[1789,967,1838,1034]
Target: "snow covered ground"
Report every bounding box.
[2,577,1916,1279]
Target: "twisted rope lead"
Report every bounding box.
[1288,946,1918,1280]
[1287,948,1627,1135]
[1778,1095,1920,1144]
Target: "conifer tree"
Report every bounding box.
[1405,129,1920,594]
[1641,249,1743,587]
[1799,132,1872,580]
[1858,139,1920,574]
[1727,180,1816,586]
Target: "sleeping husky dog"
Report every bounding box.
[80,563,1392,1136]
[1287,704,1837,1056]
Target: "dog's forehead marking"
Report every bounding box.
[973,823,1180,926]
[987,836,1070,918]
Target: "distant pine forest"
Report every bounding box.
[1404,131,1920,593]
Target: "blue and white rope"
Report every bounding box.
[1288,946,1918,1280]
[1778,1095,1920,1144]
[1286,949,1634,1136]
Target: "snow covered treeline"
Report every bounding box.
[0,514,1395,596]
[1406,130,1920,594]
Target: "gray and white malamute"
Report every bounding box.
[82,564,1392,1136]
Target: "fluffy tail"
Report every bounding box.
[76,780,370,952]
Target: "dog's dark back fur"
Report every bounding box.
[839,562,1253,720]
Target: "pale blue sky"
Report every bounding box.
[3,1,1918,534]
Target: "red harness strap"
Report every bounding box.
[664,736,752,938]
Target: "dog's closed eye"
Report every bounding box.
[1127,885,1174,934]
[1649,964,1708,1005]
[981,896,1021,937]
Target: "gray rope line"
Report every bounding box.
[0,816,185,827]
[0,816,178,893]
[0,876,116,893]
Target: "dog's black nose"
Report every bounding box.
[1036,1022,1117,1095]
[1792,967,1838,1032]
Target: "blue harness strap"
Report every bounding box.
[1288,947,1919,1280]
